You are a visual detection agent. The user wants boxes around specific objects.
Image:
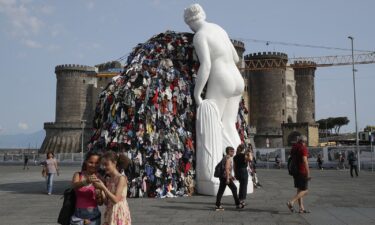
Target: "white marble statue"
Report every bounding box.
[184,4,246,195]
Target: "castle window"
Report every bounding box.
[282,109,285,115]
[312,98,314,103]
[83,79,86,84]
[312,113,315,119]
[282,93,284,98]
[282,78,284,84]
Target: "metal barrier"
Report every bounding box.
[0,153,83,163]
[254,145,374,171]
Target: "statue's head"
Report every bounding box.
[184,3,206,31]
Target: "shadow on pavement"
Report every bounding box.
[0,180,70,195]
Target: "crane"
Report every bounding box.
[241,52,375,71]
[98,52,375,76]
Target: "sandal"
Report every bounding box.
[286,202,295,213]
[236,203,245,209]
[215,205,224,211]
[299,209,311,214]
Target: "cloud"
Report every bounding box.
[22,39,42,48]
[18,122,29,130]
[49,23,67,38]
[0,0,44,37]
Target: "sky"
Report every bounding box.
[0,0,374,135]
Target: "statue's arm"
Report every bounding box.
[193,33,211,105]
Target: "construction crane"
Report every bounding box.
[101,52,375,76]
[241,52,375,71]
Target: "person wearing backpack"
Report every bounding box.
[215,146,244,211]
[286,135,311,214]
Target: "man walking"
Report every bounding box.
[287,135,311,213]
[215,146,244,211]
[23,154,29,170]
[348,151,359,177]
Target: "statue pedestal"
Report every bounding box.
[196,177,254,196]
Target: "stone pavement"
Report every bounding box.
[0,164,375,225]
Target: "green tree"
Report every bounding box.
[364,125,375,132]
[317,117,349,135]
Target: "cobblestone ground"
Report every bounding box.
[0,164,375,225]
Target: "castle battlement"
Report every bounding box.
[55,64,97,73]
[245,52,288,60]
[230,39,245,48]
[292,61,317,70]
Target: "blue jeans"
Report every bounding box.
[46,173,54,194]
[71,207,101,225]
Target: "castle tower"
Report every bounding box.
[285,66,298,123]
[231,39,250,124]
[231,39,246,66]
[245,52,294,148]
[40,64,98,153]
[293,61,316,123]
[282,61,318,147]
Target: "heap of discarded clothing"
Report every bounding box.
[88,31,250,198]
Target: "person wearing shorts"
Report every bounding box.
[287,135,311,214]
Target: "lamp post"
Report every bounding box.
[80,119,86,165]
[348,36,360,171]
[370,130,374,172]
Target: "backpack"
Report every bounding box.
[57,188,76,225]
[287,155,299,176]
[214,157,226,178]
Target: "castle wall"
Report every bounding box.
[245,52,288,148]
[40,65,97,153]
[294,61,316,123]
[55,65,97,123]
[285,67,297,123]
[282,122,319,147]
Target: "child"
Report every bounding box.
[93,151,131,225]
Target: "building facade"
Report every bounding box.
[245,53,317,148]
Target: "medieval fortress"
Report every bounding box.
[40,39,317,153]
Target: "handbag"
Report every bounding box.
[41,167,47,177]
[57,188,76,225]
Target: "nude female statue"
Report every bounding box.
[184,4,245,194]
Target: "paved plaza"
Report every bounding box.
[0,164,375,225]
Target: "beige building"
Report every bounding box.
[282,122,319,147]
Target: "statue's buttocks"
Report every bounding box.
[195,24,244,99]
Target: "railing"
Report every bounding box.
[254,145,375,171]
[0,153,83,163]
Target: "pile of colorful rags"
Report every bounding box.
[88,31,250,198]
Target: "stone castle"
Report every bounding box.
[40,38,317,153]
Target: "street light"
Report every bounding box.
[369,131,374,172]
[80,119,87,165]
[348,36,360,171]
